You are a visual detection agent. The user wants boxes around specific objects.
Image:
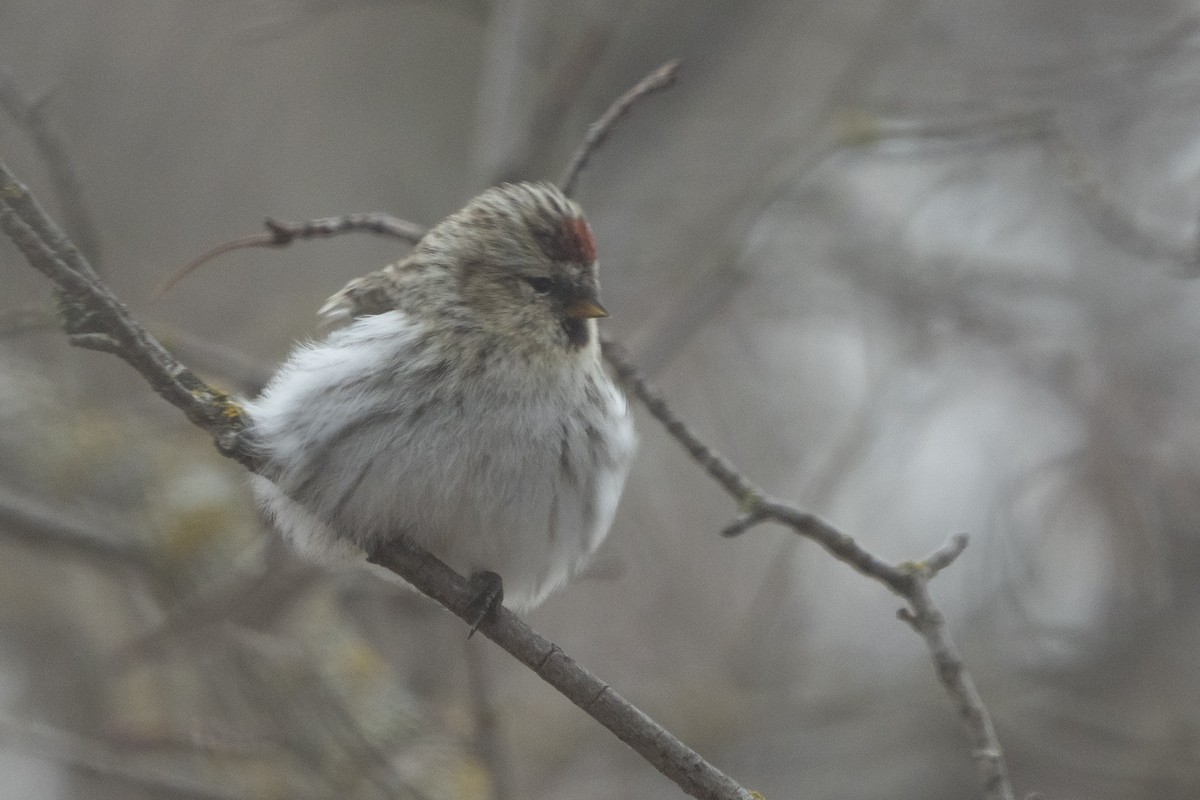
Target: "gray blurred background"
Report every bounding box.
[3,1,1200,798]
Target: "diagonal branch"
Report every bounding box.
[1,160,754,800]
[600,340,1016,800]
[367,539,753,800]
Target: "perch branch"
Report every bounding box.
[1,160,753,800]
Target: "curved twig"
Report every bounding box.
[560,59,681,197]
[154,213,426,298]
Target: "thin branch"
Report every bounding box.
[1,160,754,800]
[560,58,682,196]
[154,213,426,298]
[901,577,1013,798]
[600,338,758,502]
[485,21,614,185]
[0,65,102,267]
[600,339,1017,800]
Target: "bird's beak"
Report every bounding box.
[564,298,609,320]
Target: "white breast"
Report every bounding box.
[245,310,636,609]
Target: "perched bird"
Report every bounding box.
[244,183,637,611]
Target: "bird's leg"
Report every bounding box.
[464,570,504,637]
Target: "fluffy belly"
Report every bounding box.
[246,318,635,608]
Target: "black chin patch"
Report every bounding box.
[562,317,590,349]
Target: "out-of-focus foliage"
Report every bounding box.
[2,1,1200,799]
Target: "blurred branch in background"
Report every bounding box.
[465,638,514,800]
[236,0,490,43]
[0,484,150,570]
[834,105,1200,269]
[0,65,101,270]
[0,712,253,800]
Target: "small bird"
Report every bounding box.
[244,183,637,612]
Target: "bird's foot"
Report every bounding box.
[464,570,504,637]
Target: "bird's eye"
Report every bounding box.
[524,276,554,294]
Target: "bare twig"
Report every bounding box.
[601,339,1017,800]
[154,213,426,298]
[899,577,1013,799]
[560,59,681,196]
[0,65,102,267]
[1,160,753,800]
